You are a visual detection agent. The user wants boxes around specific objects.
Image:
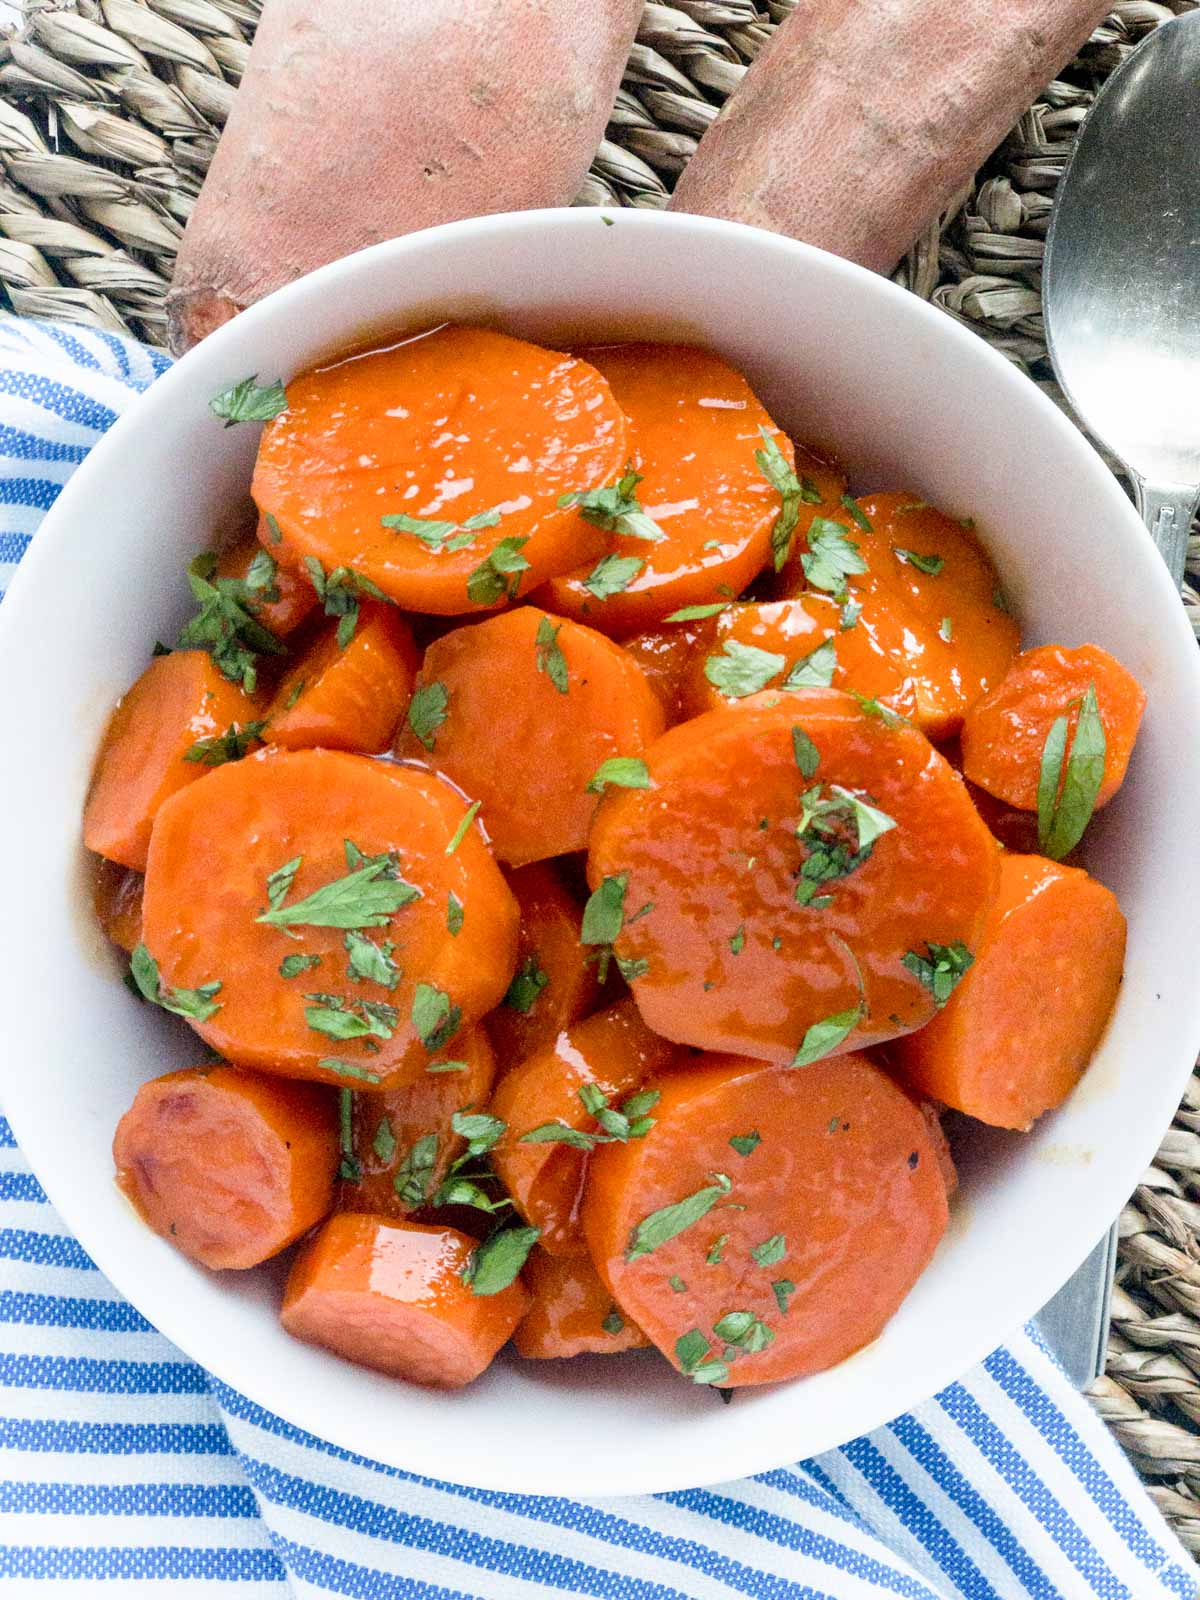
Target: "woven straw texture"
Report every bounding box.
[2,0,1200,1556]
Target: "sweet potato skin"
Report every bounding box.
[167,0,644,352]
[669,0,1112,273]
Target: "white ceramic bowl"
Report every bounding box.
[2,208,1198,1498]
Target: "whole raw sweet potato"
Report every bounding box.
[669,0,1111,273]
[167,0,644,352]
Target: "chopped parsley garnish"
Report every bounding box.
[669,1276,688,1294]
[411,982,461,1051]
[257,850,420,931]
[451,1111,507,1157]
[840,599,862,631]
[177,552,286,693]
[587,757,651,794]
[337,1088,361,1183]
[791,726,820,779]
[373,1115,397,1165]
[317,1057,381,1084]
[664,602,730,622]
[304,992,397,1041]
[714,1310,774,1354]
[1037,682,1106,860]
[520,1085,659,1151]
[394,1133,439,1206]
[781,639,836,690]
[445,800,481,856]
[791,1006,862,1067]
[466,536,530,605]
[129,943,221,1022]
[344,930,400,989]
[706,1234,727,1265]
[675,1329,729,1387]
[581,873,627,945]
[625,1173,732,1262]
[381,504,503,552]
[263,513,283,545]
[279,952,320,979]
[601,1309,625,1336]
[302,556,391,647]
[534,616,569,694]
[729,926,745,956]
[851,690,909,728]
[582,553,644,599]
[839,494,873,533]
[558,466,665,543]
[446,891,464,937]
[772,1279,796,1315]
[183,719,266,766]
[729,1131,760,1157]
[463,1224,540,1295]
[895,547,945,576]
[902,942,974,1007]
[993,585,1012,614]
[704,638,785,699]
[407,682,448,751]
[794,783,896,906]
[426,1059,469,1074]
[802,516,868,598]
[751,1234,787,1267]
[939,616,953,642]
[755,426,821,571]
[503,954,549,1015]
[209,375,287,427]
[283,678,306,710]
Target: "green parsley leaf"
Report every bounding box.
[675,1329,728,1385]
[177,554,286,693]
[706,1234,728,1265]
[520,1123,598,1151]
[466,536,530,604]
[279,952,320,979]
[791,726,820,779]
[793,783,895,906]
[411,983,461,1051]
[902,942,974,1007]
[669,1276,688,1294]
[450,1111,507,1157]
[209,375,287,427]
[840,494,873,533]
[183,719,266,766]
[601,1309,625,1336]
[433,1177,511,1212]
[729,1131,761,1157]
[503,954,549,1015]
[263,513,283,545]
[781,639,836,690]
[840,599,862,631]
[772,1279,796,1315]
[445,800,481,856]
[337,1087,360,1183]
[791,1007,862,1067]
[751,1234,787,1267]
[344,930,400,989]
[626,1173,732,1262]
[425,1059,469,1074]
[446,891,464,937]
[993,585,1012,614]
[283,678,306,710]
[586,757,651,794]
[581,874,627,945]
[258,856,421,931]
[582,553,644,600]
[243,548,279,599]
[381,505,503,550]
[714,1310,775,1354]
[318,1057,382,1084]
[851,690,909,728]
[704,638,785,699]
[895,547,945,576]
[939,616,953,642]
[373,1115,397,1165]
[616,954,649,982]
[302,557,390,648]
[534,616,569,694]
[729,926,745,956]
[463,1224,541,1294]
[304,994,396,1041]
[755,426,820,571]
[558,467,665,543]
[129,943,222,1022]
[664,602,730,622]
[1037,683,1107,860]
[393,1133,439,1206]
[802,516,868,597]
[407,682,449,751]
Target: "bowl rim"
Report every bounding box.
[3,204,1199,1496]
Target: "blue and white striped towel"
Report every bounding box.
[0,314,1194,1600]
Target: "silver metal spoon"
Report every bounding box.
[1036,9,1200,1386]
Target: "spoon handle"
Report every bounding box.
[1130,477,1200,589]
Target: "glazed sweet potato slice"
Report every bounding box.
[537,343,790,633]
[587,688,999,1063]
[960,642,1146,814]
[83,650,261,872]
[582,1051,949,1386]
[514,1248,649,1358]
[338,1026,496,1216]
[265,606,419,754]
[140,748,518,1090]
[395,606,664,865]
[491,1000,680,1255]
[92,857,144,953]
[252,326,626,615]
[281,1215,528,1387]
[620,616,717,724]
[485,862,605,1074]
[888,853,1126,1130]
[113,1065,337,1270]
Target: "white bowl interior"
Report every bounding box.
[2,209,1199,1496]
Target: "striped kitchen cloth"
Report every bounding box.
[0,314,1194,1600]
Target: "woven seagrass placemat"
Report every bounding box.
[2,0,1199,1553]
